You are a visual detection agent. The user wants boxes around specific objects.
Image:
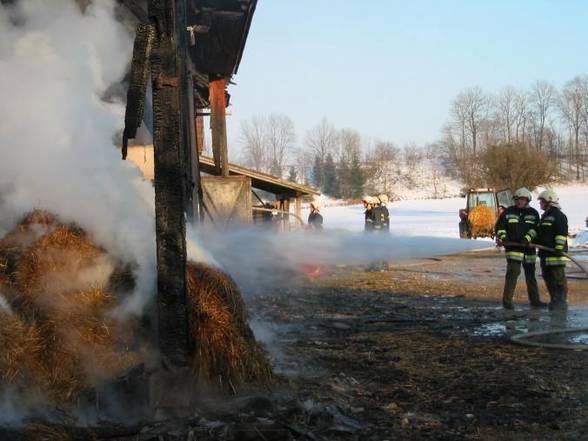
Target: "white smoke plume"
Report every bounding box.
[0,0,156,313]
[195,227,490,294]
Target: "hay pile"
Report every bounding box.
[0,211,141,403]
[467,205,496,239]
[186,262,272,390]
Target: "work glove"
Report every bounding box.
[520,236,530,247]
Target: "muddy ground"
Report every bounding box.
[244,247,588,441]
[4,248,588,441]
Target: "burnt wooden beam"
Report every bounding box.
[194,113,205,155]
[149,0,191,369]
[209,78,229,177]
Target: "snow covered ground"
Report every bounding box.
[305,185,588,242]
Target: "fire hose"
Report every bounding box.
[500,241,588,350]
[501,242,588,276]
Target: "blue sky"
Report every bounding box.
[226,0,588,151]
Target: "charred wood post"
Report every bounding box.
[209,77,229,177]
[147,0,194,413]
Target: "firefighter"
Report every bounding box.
[377,194,390,231]
[536,190,568,310]
[307,202,323,230]
[372,197,383,232]
[495,187,545,309]
[362,196,376,232]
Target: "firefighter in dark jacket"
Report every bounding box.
[362,196,376,232]
[495,187,545,309]
[307,202,323,230]
[536,190,568,310]
[377,194,390,232]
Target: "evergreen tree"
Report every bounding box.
[349,151,365,198]
[322,153,340,197]
[311,154,324,189]
[337,158,351,199]
[287,166,298,183]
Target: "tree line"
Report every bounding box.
[240,116,368,198]
[442,77,588,188]
[238,75,588,200]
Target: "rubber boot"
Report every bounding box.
[548,266,568,311]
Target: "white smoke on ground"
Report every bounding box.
[0,0,156,314]
[195,227,491,295]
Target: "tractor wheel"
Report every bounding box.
[459,220,471,239]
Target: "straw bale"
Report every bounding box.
[186,262,272,390]
[0,210,56,251]
[0,212,142,403]
[467,205,496,239]
[0,310,45,387]
[24,422,77,441]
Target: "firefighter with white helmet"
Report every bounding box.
[536,189,569,310]
[377,194,390,231]
[495,187,545,309]
[362,196,376,232]
[308,201,323,230]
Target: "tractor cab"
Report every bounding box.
[459,188,512,239]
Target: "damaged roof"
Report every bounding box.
[119,0,256,108]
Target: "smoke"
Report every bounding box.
[195,227,490,294]
[0,0,156,313]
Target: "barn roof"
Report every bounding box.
[120,0,257,107]
[199,156,320,197]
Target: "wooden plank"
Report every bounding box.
[198,155,320,196]
[194,113,205,155]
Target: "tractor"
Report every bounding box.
[459,188,512,239]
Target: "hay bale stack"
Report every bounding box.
[0,310,45,388]
[467,205,496,239]
[0,211,142,403]
[186,262,272,390]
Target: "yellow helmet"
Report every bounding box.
[378,194,389,204]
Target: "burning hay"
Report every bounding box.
[467,205,496,239]
[0,211,142,403]
[186,262,272,390]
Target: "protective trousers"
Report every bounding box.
[540,260,567,308]
[502,260,540,306]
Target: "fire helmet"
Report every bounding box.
[538,190,559,204]
[513,187,532,201]
[378,194,389,204]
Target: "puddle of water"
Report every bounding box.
[472,308,588,340]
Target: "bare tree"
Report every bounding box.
[266,113,296,177]
[513,90,529,143]
[560,76,586,180]
[240,116,267,171]
[496,86,516,143]
[304,117,339,161]
[530,81,556,151]
[451,86,489,155]
[366,141,400,195]
[338,129,362,163]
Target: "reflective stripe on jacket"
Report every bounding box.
[495,205,539,262]
[537,205,568,265]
